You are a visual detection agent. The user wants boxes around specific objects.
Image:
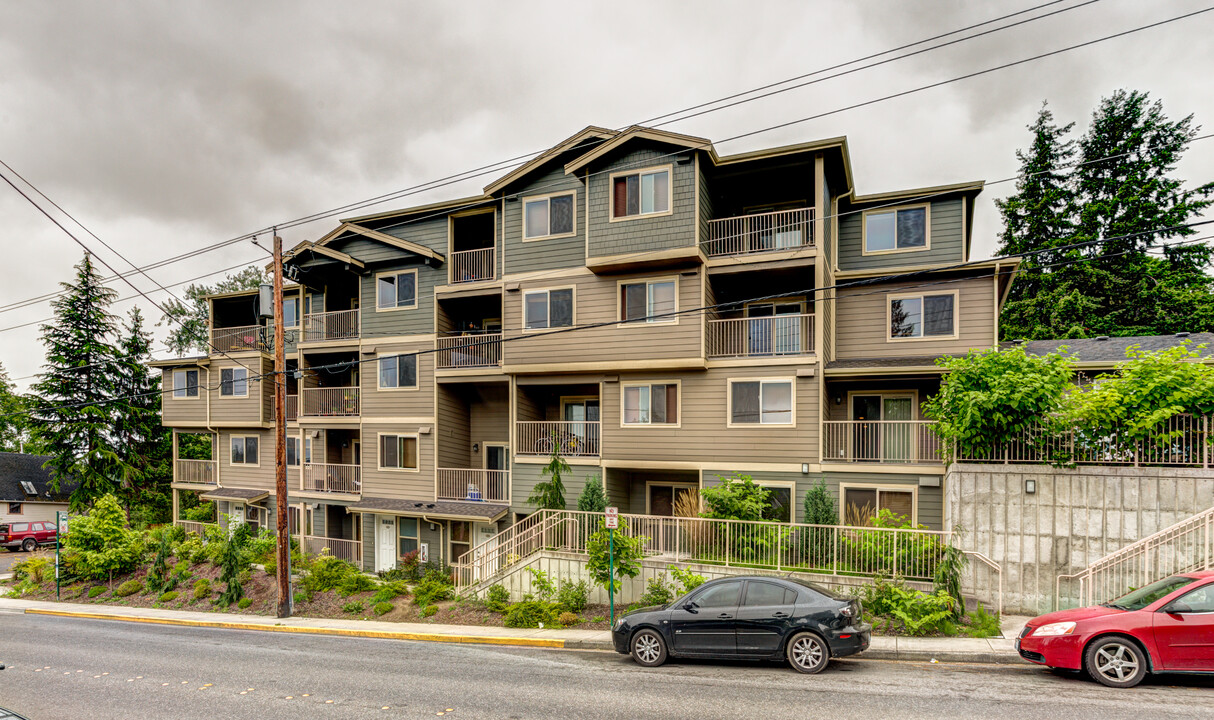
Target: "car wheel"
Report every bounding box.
[630,629,668,668]
[1085,636,1147,688]
[21,538,36,552]
[787,632,830,674]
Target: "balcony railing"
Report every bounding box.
[210,324,263,353]
[303,535,362,565]
[821,421,943,465]
[450,247,495,284]
[706,314,814,358]
[177,520,219,537]
[516,421,600,458]
[303,309,360,342]
[285,394,298,422]
[703,208,815,257]
[436,468,509,503]
[436,332,503,369]
[174,459,216,485]
[301,387,360,417]
[302,462,361,494]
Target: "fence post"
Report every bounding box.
[892,532,899,578]
[832,527,839,576]
[725,523,731,567]
[1204,415,1209,469]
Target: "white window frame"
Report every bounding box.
[839,483,919,526]
[861,203,931,256]
[521,191,577,241]
[282,296,301,328]
[481,442,509,470]
[755,479,797,523]
[644,481,699,515]
[726,377,796,428]
[886,289,959,342]
[608,164,674,222]
[229,435,261,467]
[219,367,249,398]
[375,352,419,392]
[172,369,200,400]
[616,276,679,326]
[375,269,419,312]
[376,432,420,473]
[521,286,576,332]
[620,380,681,428]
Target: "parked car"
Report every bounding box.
[1017,571,1214,687]
[612,576,870,674]
[0,520,58,552]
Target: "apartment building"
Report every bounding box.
[155,125,1018,572]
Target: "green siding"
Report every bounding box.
[837,196,964,271]
[586,142,697,259]
[357,259,441,338]
[510,462,602,514]
[502,166,587,275]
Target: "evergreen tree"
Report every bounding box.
[0,362,33,453]
[159,266,264,355]
[30,254,122,509]
[576,475,608,513]
[112,308,171,523]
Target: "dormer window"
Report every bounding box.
[863,205,928,254]
[611,166,671,220]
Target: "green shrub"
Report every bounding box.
[639,575,675,607]
[237,598,252,610]
[377,550,422,582]
[556,579,589,613]
[215,533,250,608]
[237,569,252,586]
[413,575,453,607]
[193,579,211,600]
[371,581,408,604]
[342,601,365,615]
[183,501,216,523]
[115,580,144,597]
[373,601,394,616]
[264,559,276,577]
[485,584,510,612]
[421,604,438,618]
[525,567,556,601]
[700,474,770,521]
[63,495,145,583]
[576,477,608,512]
[669,566,706,594]
[960,604,1001,638]
[158,591,179,603]
[933,541,969,620]
[12,556,52,584]
[336,573,377,597]
[301,556,363,595]
[146,534,176,595]
[590,616,605,623]
[503,600,560,628]
[293,590,309,606]
[88,586,107,599]
[586,521,646,595]
[174,536,206,565]
[861,576,957,636]
[558,611,580,627]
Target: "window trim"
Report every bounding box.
[860,203,932,256]
[616,275,680,327]
[839,482,919,526]
[521,190,578,242]
[228,434,261,468]
[375,351,420,392]
[285,437,300,467]
[7,502,22,515]
[481,442,509,470]
[608,164,675,223]
[726,377,797,428]
[171,368,200,401]
[398,516,420,556]
[886,289,960,342]
[282,295,301,328]
[374,268,419,313]
[219,367,249,398]
[520,285,577,333]
[620,380,682,428]
[375,431,421,473]
[755,479,797,523]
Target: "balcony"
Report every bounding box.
[210,324,263,353]
[303,309,360,343]
[703,208,815,258]
[436,468,509,503]
[302,535,362,565]
[821,421,943,465]
[436,332,503,369]
[706,314,814,359]
[302,462,361,494]
[286,395,298,422]
[174,459,216,485]
[516,421,601,458]
[301,387,360,417]
[450,247,495,284]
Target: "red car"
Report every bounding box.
[1017,571,1214,687]
[0,520,58,552]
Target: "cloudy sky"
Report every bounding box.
[1,0,1212,389]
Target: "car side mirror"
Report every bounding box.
[683,601,699,613]
[1164,601,1193,614]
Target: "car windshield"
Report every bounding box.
[1106,575,1194,611]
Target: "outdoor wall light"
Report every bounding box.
[1025,478,1037,494]
[801,463,809,474]
[834,396,841,405]
[472,443,480,453]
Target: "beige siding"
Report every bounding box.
[834,276,994,360]
[209,357,266,425]
[468,384,509,468]
[360,421,436,500]
[436,385,471,469]
[1,502,68,526]
[216,428,275,489]
[161,368,209,427]
[360,341,435,418]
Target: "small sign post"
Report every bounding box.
[55,511,68,601]
[605,507,618,625]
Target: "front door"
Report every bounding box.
[485,444,508,471]
[736,580,797,655]
[375,515,397,573]
[746,302,802,355]
[1153,583,1214,670]
[562,399,600,454]
[851,394,915,462]
[670,580,742,655]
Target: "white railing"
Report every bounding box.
[210,324,263,353]
[703,208,815,257]
[436,333,502,369]
[822,421,943,464]
[285,395,298,421]
[706,314,814,358]
[958,414,1212,467]
[303,309,360,342]
[174,459,216,485]
[301,387,360,417]
[303,535,363,566]
[516,421,600,457]
[436,468,509,503]
[302,462,361,494]
[1057,507,1214,609]
[450,247,495,284]
[177,520,218,536]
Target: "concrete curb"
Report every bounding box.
[860,648,1023,665]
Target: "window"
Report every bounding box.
[744,582,796,607]
[7,503,21,515]
[399,517,419,556]
[304,437,313,464]
[889,293,955,339]
[378,354,418,390]
[11,522,28,532]
[450,521,471,563]
[173,369,199,399]
[286,437,300,467]
[282,296,300,328]
[620,279,676,324]
[376,270,417,310]
[761,484,793,523]
[1174,584,1214,613]
[623,383,678,425]
[729,379,794,425]
[230,435,259,465]
[694,581,742,609]
[380,434,419,471]
[219,368,248,397]
[612,167,671,219]
[864,205,928,253]
[523,193,575,239]
[843,486,915,525]
[523,288,573,330]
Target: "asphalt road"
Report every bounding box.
[1,612,1211,720]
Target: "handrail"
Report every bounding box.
[436,332,502,369]
[703,208,815,257]
[436,468,509,503]
[962,550,1003,618]
[822,420,943,464]
[210,324,263,353]
[516,421,600,457]
[174,458,216,485]
[302,462,361,494]
[300,387,360,417]
[706,313,814,358]
[303,308,360,342]
[450,247,495,284]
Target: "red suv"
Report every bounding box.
[1,520,58,552]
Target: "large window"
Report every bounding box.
[620,278,676,324]
[450,521,471,564]
[611,167,671,219]
[398,517,419,556]
[864,205,928,253]
[230,435,259,466]
[376,270,417,311]
[282,296,300,328]
[889,292,956,339]
[843,485,915,525]
[523,288,573,330]
[729,379,794,425]
[760,483,794,523]
[286,437,300,467]
[623,383,678,425]
[219,368,248,397]
[380,434,419,471]
[523,192,575,240]
[173,369,199,399]
[378,354,418,390]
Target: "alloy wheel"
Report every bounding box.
[634,633,661,665]
[791,635,824,670]
[1094,642,1139,683]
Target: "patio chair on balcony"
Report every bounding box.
[466,484,483,502]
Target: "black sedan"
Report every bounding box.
[612,575,870,673]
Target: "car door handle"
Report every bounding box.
[772,612,790,618]
[718,613,734,619]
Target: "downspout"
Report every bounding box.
[423,516,445,568]
[205,365,223,489]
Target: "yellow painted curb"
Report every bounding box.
[24,608,566,648]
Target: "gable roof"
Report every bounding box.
[483,126,617,195]
[1007,333,1214,366]
[313,222,445,265]
[341,194,489,225]
[563,125,713,175]
[280,240,365,271]
[0,453,76,503]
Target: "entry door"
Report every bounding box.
[746,302,802,355]
[563,399,600,454]
[375,515,397,573]
[670,581,742,655]
[352,441,362,466]
[851,395,914,462]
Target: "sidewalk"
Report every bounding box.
[0,597,1027,664]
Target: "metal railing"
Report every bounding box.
[436,332,502,369]
[702,208,815,257]
[301,387,360,417]
[516,421,600,457]
[177,520,218,536]
[303,535,363,566]
[822,421,944,464]
[706,314,815,358]
[303,309,360,342]
[302,462,361,494]
[174,459,216,485]
[210,324,263,353]
[285,395,298,421]
[957,414,1212,467]
[436,468,509,503]
[450,247,495,284]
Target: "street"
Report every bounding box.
[1,612,1211,719]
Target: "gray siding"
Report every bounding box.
[357,259,442,338]
[586,143,696,259]
[360,340,435,418]
[837,197,964,271]
[510,461,602,513]
[502,165,586,275]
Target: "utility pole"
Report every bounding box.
[273,230,291,618]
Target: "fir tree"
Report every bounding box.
[576,475,608,513]
[0,362,33,453]
[112,308,171,522]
